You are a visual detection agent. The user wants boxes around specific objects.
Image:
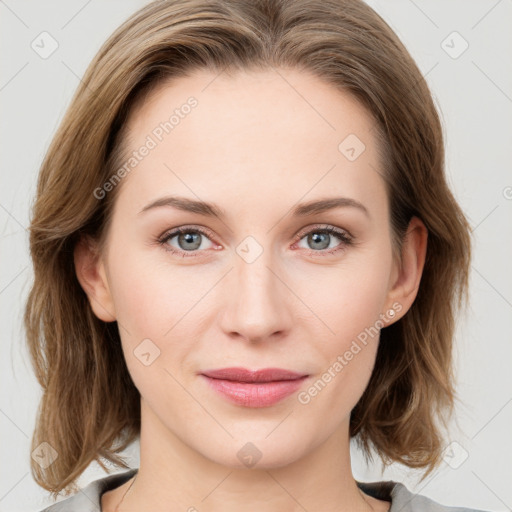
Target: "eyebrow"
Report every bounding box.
[138,195,370,219]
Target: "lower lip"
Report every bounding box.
[201,375,309,407]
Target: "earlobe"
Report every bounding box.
[385,216,428,323]
[73,236,116,322]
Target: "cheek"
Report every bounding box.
[106,253,199,412]
[293,247,392,345]
[106,250,210,382]
[291,248,392,408]
[108,247,201,337]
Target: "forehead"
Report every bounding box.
[114,67,386,219]
[127,67,377,147]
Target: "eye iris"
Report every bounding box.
[178,232,201,251]
[308,232,330,250]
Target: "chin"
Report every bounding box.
[192,431,312,471]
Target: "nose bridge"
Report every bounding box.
[220,236,290,342]
[237,245,275,296]
[235,237,281,311]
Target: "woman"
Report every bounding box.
[25,0,486,510]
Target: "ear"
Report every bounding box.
[385,216,428,323]
[74,235,116,322]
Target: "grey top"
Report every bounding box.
[39,468,490,512]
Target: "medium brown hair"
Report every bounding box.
[25,0,471,498]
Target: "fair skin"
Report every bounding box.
[75,68,427,512]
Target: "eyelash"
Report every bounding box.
[156,224,354,258]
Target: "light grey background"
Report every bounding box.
[1,1,511,511]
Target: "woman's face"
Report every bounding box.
[82,68,418,469]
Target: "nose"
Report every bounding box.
[218,247,293,344]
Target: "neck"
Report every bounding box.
[111,399,378,512]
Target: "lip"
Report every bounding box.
[200,367,309,408]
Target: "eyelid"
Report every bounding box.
[293,223,353,242]
[159,224,216,241]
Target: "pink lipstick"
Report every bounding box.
[200,367,309,407]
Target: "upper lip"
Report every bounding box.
[200,367,308,383]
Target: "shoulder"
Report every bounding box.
[37,468,138,512]
[357,480,491,512]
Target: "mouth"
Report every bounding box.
[199,367,310,407]
[200,367,308,382]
